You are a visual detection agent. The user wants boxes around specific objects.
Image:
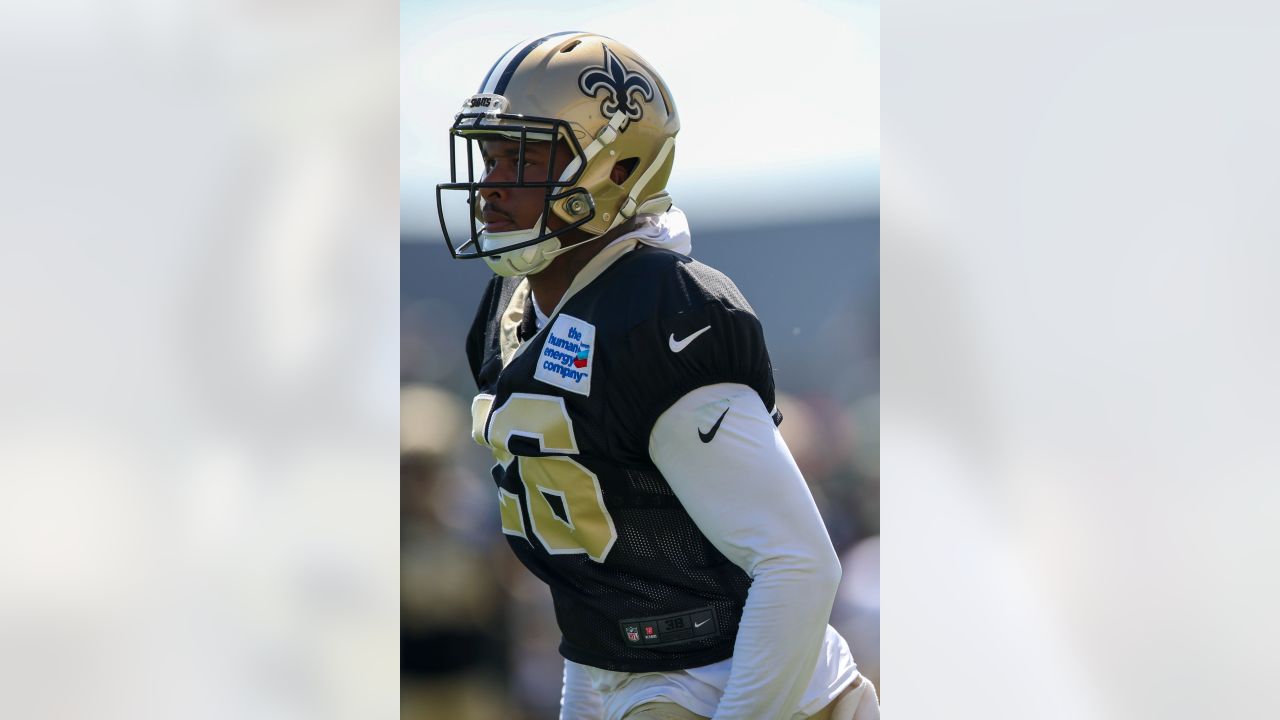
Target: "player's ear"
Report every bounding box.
[612,158,639,185]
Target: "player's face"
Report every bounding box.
[478,138,573,233]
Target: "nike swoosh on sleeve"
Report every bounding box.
[668,325,711,353]
[698,406,730,443]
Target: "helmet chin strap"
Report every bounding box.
[480,216,561,277]
[480,220,596,277]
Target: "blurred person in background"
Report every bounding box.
[433,32,878,720]
[401,384,513,719]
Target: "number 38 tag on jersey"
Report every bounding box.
[534,314,595,397]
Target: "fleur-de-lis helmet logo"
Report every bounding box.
[577,45,655,132]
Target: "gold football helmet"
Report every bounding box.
[436,32,680,276]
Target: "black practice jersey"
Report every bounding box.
[465,244,779,672]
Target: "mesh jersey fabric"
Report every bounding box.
[466,245,777,672]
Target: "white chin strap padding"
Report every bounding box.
[480,215,561,277]
[484,240,557,277]
[479,219,540,253]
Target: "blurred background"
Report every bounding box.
[401,1,880,717]
[0,0,400,718]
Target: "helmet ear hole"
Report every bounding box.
[613,157,640,185]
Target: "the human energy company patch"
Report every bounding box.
[534,314,595,396]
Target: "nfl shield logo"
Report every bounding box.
[626,626,640,642]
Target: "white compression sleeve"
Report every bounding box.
[648,383,842,720]
[559,658,604,720]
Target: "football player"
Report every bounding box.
[435,32,879,720]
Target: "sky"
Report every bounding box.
[401,0,880,236]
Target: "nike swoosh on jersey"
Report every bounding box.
[698,406,730,443]
[668,325,711,353]
[693,618,711,628]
